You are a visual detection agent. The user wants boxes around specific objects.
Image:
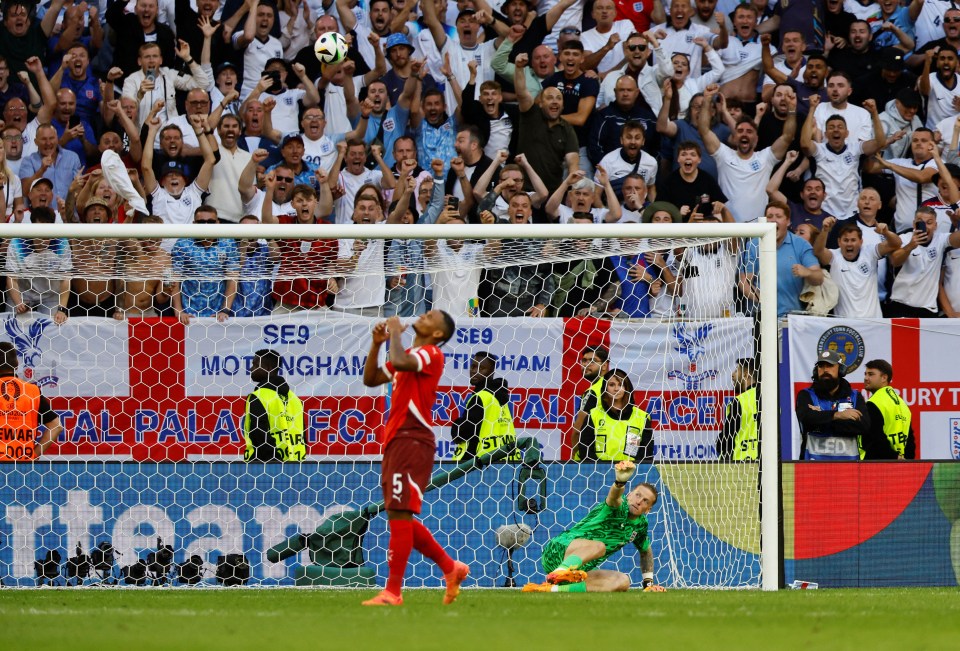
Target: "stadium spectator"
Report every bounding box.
[657,84,729,182]
[142,114,217,226]
[887,206,960,317]
[656,0,724,79]
[121,41,211,128]
[450,351,518,462]
[445,126,491,216]
[812,216,902,318]
[426,207,493,318]
[411,88,457,176]
[718,4,769,105]
[854,47,917,108]
[333,192,388,316]
[657,140,725,218]
[207,114,253,223]
[741,201,824,317]
[865,129,938,232]
[766,153,832,229]
[2,125,24,177]
[273,132,321,189]
[0,341,63,461]
[232,214,278,317]
[19,123,83,201]
[5,206,70,322]
[363,75,419,169]
[69,198,120,318]
[795,349,870,461]
[547,169,621,224]
[827,20,880,80]
[52,46,102,126]
[248,58,320,135]
[0,55,28,112]
[0,0,63,76]
[474,152,548,221]
[170,206,239,323]
[760,29,806,103]
[878,88,923,160]
[233,0,284,100]
[597,31,672,114]
[918,45,960,129]
[550,212,620,317]
[107,0,177,78]
[115,215,173,318]
[589,79,658,169]
[513,52,578,194]
[813,70,873,145]
[760,42,829,113]
[48,88,97,167]
[581,0,636,75]
[698,84,796,223]
[668,42,724,120]
[593,121,657,200]
[862,358,916,460]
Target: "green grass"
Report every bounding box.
[3,588,958,651]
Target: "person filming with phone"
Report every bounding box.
[121,41,211,129]
[886,206,960,317]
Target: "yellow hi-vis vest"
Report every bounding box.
[865,385,911,458]
[243,387,306,462]
[573,377,606,462]
[452,389,519,462]
[588,404,649,461]
[728,387,759,461]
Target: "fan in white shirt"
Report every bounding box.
[142,114,217,227]
[812,71,874,145]
[888,206,960,316]
[813,217,902,318]
[580,0,637,75]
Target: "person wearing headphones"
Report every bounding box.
[795,349,871,460]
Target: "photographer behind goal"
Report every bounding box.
[522,461,666,593]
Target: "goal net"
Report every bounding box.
[0,221,778,590]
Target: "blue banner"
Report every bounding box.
[0,462,760,588]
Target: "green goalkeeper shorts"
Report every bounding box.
[540,533,577,574]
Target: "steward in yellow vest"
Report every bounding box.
[578,369,653,463]
[0,342,62,461]
[717,358,759,461]
[862,359,915,459]
[243,349,306,462]
[451,352,518,462]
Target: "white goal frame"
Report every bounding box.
[0,221,780,591]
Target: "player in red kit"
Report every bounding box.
[361,310,469,606]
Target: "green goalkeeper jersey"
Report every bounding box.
[560,501,650,571]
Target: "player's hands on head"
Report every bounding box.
[614,460,636,483]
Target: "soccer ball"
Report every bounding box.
[314,32,348,65]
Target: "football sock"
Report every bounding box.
[557,583,587,593]
[386,519,414,596]
[411,520,455,575]
[558,555,584,570]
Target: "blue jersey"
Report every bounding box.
[172,238,240,317]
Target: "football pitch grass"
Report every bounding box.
[3,587,958,650]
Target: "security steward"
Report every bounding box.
[578,369,654,463]
[0,342,62,461]
[243,349,306,462]
[571,345,611,461]
[795,349,870,460]
[451,352,518,462]
[717,358,759,461]
[861,359,915,459]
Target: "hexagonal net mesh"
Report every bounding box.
[0,224,771,589]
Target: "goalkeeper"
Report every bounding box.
[523,461,665,593]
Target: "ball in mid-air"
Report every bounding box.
[314,32,348,65]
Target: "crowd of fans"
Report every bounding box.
[3,0,960,324]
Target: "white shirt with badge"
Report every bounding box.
[830,245,883,318]
[335,168,384,224]
[890,230,950,312]
[236,34,284,100]
[711,146,779,222]
[152,182,206,226]
[335,235,385,309]
[259,88,308,135]
[814,141,863,219]
[303,133,342,173]
[595,148,658,189]
[580,20,636,75]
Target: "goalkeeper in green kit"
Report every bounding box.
[523,461,667,593]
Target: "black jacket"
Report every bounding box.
[451,377,511,461]
[795,378,870,459]
[245,374,291,462]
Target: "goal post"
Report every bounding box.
[0,221,779,590]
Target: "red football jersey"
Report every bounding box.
[615,0,656,33]
[382,345,444,445]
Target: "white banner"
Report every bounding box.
[609,318,755,391]
[0,314,129,397]
[184,315,564,397]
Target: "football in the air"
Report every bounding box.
[314,32,349,65]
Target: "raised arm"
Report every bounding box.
[190,115,217,191]
[362,322,391,387]
[261,170,278,224]
[517,153,549,207]
[875,222,903,257]
[656,78,678,137]
[800,95,819,156]
[860,99,887,157]
[141,118,161,194]
[759,34,788,85]
[234,0,260,50]
[421,0,449,50]
[545,0,578,31]
[698,84,722,155]
[514,53,534,113]
[813,216,835,266]
[335,0,358,32]
[473,149,508,201]
[239,148,269,204]
[766,150,799,204]
[918,48,935,97]
[770,91,798,160]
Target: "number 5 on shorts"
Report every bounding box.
[392,473,403,501]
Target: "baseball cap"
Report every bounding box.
[30,177,53,192]
[160,161,187,178]
[215,62,238,76]
[879,47,905,70]
[815,349,845,368]
[457,8,477,20]
[384,33,414,51]
[281,132,304,148]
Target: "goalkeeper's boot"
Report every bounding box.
[442,561,470,605]
[546,568,588,585]
[643,585,667,593]
[521,582,553,593]
[361,590,403,606]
